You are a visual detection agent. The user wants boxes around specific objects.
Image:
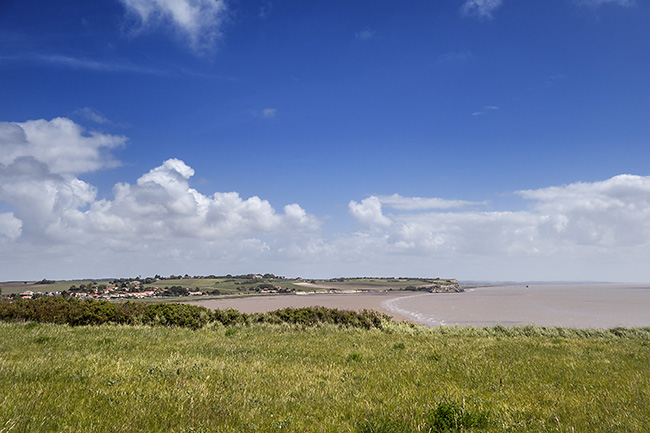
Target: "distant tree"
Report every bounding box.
[162,286,189,297]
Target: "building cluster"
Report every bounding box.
[15,285,204,300]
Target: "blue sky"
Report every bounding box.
[1,0,650,281]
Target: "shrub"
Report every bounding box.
[0,300,391,330]
[141,303,212,329]
[357,400,489,433]
[426,401,489,432]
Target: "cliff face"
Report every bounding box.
[417,280,463,293]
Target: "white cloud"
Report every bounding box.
[577,0,633,6]
[119,0,228,53]
[472,105,499,116]
[355,30,375,41]
[517,174,650,247]
[262,108,277,118]
[0,117,126,175]
[0,213,21,241]
[343,175,650,280]
[461,0,503,19]
[22,54,164,74]
[348,197,391,230]
[3,116,650,281]
[75,107,111,124]
[0,118,319,279]
[376,194,485,210]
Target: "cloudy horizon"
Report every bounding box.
[1,1,649,282]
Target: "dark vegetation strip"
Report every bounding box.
[0,297,389,329]
[2,297,650,339]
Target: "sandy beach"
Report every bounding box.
[189,292,417,321]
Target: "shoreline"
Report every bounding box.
[385,284,650,328]
[187,291,419,322]
[189,283,650,329]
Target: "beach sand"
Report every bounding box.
[189,292,417,322]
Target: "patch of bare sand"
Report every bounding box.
[188,292,417,322]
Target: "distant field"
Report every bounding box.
[0,280,97,295]
[1,322,648,432]
[143,278,309,294]
[1,277,454,297]
[305,277,457,289]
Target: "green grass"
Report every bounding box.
[144,278,310,294]
[1,277,457,298]
[1,322,649,432]
[310,277,457,289]
[0,280,98,296]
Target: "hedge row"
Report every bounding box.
[0,297,391,330]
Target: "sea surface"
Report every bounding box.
[381,284,650,328]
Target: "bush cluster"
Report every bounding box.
[358,400,490,433]
[0,298,391,330]
[261,306,387,329]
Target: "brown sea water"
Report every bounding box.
[381,284,650,328]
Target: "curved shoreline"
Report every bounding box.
[188,291,418,322]
[380,293,446,326]
[383,284,650,328]
[190,283,650,329]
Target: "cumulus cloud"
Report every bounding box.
[348,175,650,273]
[3,117,650,281]
[0,213,22,241]
[0,117,319,252]
[348,197,391,230]
[119,0,228,53]
[91,158,320,241]
[461,0,503,19]
[0,118,126,175]
[517,175,650,247]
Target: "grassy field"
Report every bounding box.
[143,278,309,294]
[0,280,98,296]
[1,277,458,298]
[1,321,649,432]
[307,277,457,289]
